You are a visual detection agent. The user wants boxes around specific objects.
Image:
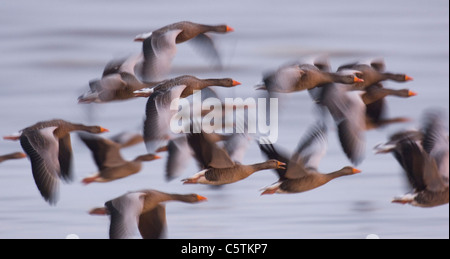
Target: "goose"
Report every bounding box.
[361,83,417,105]
[166,131,250,181]
[78,133,161,184]
[259,123,361,195]
[375,109,449,207]
[140,75,240,154]
[3,119,108,205]
[256,62,364,93]
[89,189,207,239]
[337,58,413,89]
[134,21,234,81]
[78,54,160,103]
[362,83,417,130]
[181,131,285,185]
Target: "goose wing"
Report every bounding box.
[143,84,187,154]
[138,204,167,239]
[421,110,449,189]
[166,136,192,181]
[102,56,128,77]
[321,84,366,165]
[58,134,74,183]
[187,131,235,169]
[20,127,60,205]
[189,33,222,69]
[106,192,146,239]
[78,133,126,170]
[285,122,328,179]
[262,64,304,93]
[258,141,290,180]
[140,29,183,81]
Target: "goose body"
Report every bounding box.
[165,131,249,181]
[362,83,416,130]
[142,75,240,154]
[78,54,160,103]
[259,123,361,195]
[258,62,364,93]
[183,161,284,186]
[79,133,161,184]
[181,131,284,185]
[4,119,108,205]
[375,109,449,207]
[89,189,207,239]
[337,59,413,89]
[134,21,234,81]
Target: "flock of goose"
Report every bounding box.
[1,21,448,239]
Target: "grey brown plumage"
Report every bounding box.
[257,62,364,93]
[361,83,416,129]
[5,119,108,205]
[89,189,207,239]
[181,131,285,185]
[134,21,234,81]
[337,59,413,89]
[319,84,366,165]
[78,133,161,184]
[142,75,240,154]
[78,55,160,103]
[259,123,361,195]
[375,109,449,207]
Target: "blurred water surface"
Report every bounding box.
[0,0,448,239]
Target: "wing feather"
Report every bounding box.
[20,127,60,205]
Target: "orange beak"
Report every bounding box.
[100,127,109,133]
[89,207,109,215]
[232,80,241,86]
[226,25,234,32]
[196,195,208,201]
[408,90,418,97]
[155,146,169,153]
[404,75,413,81]
[19,153,27,158]
[392,199,410,204]
[354,77,365,83]
[277,161,287,169]
[3,136,20,141]
[153,155,162,160]
[352,168,362,174]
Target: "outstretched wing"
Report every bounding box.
[138,204,167,239]
[106,192,145,239]
[187,131,235,169]
[262,64,304,93]
[140,29,182,81]
[143,84,187,154]
[285,123,328,179]
[58,134,74,183]
[421,110,449,189]
[78,133,126,170]
[321,84,366,165]
[20,127,60,205]
[189,33,222,69]
[165,136,192,181]
[259,140,290,180]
